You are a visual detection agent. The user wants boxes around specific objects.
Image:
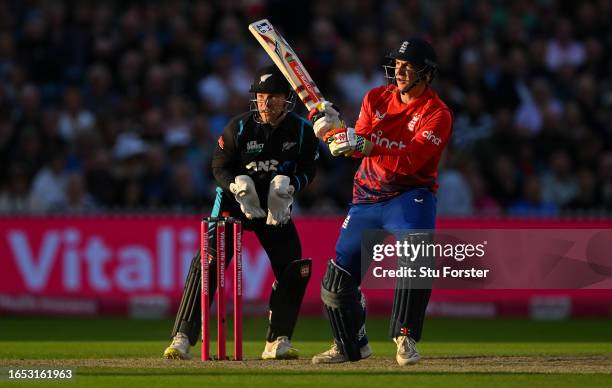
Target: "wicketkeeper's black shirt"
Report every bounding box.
[212,111,319,206]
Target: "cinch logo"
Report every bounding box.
[246,140,264,153]
[370,131,406,150]
[246,159,279,172]
[407,113,420,132]
[422,130,442,146]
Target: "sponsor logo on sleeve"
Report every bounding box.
[217,136,224,149]
[422,130,442,146]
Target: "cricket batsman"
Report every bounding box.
[310,38,453,365]
[163,66,319,360]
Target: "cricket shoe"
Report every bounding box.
[311,341,372,364]
[394,335,420,365]
[261,336,299,360]
[163,332,192,360]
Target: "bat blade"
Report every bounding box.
[248,19,324,111]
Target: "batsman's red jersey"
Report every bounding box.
[352,85,453,203]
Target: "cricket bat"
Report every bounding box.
[248,19,326,113]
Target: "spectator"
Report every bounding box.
[565,169,599,213]
[466,169,501,217]
[0,1,610,216]
[436,169,473,216]
[453,90,493,148]
[53,172,97,213]
[167,163,202,210]
[57,87,95,141]
[540,150,578,207]
[598,152,612,209]
[514,77,563,135]
[0,163,31,213]
[509,175,559,217]
[29,151,68,212]
[545,18,586,72]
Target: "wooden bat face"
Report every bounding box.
[249,19,324,111]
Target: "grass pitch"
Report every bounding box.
[1,317,611,387]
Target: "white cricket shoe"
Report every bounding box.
[163,332,192,360]
[311,341,372,364]
[261,336,299,360]
[394,335,420,365]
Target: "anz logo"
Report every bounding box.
[246,159,279,172]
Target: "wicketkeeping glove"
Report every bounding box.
[229,175,266,219]
[324,127,373,156]
[266,175,295,226]
[308,101,343,139]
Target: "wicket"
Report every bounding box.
[200,216,243,361]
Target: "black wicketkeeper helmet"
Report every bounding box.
[383,38,438,93]
[249,65,292,94]
[249,65,296,122]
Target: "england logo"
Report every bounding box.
[407,113,420,132]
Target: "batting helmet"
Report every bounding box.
[384,38,438,92]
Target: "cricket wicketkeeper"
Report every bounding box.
[163,66,319,360]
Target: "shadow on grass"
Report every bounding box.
[2,317,612,343]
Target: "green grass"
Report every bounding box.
[1,317,611,387]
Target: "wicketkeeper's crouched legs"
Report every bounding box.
[266,258,312,341]
[255,220,309,342]
[171,232,233,346]
[171,251,202,346]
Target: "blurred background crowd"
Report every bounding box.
[1,0,611,217]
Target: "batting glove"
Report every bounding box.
[324,127,373,156]
[308,101,342,139]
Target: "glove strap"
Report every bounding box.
[354,135,373,156]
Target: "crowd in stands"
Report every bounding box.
[1,0,611,217]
